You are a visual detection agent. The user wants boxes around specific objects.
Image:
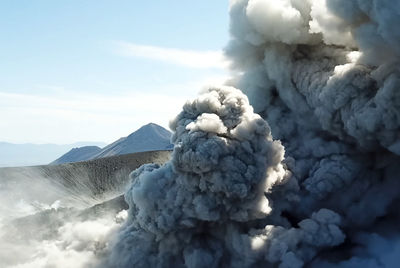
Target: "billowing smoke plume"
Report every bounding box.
[108,0,400,267]
[106,86,289,266]
[225,0,400,266]
[107,87,346,267]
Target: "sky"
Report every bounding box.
[0,1,230,144]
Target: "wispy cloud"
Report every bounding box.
[0,91,187,144]
[114,41,228,69]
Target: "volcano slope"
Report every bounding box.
[0,150,170,268]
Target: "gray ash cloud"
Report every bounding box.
[108,0,400,267]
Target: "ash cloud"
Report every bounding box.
[107,0,400,267]
[226,0,400,266]
[106,87,344,267]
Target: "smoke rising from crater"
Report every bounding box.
[107,87,346,267]
[106,86,296,267]
[226,0,400,266]
[108,0,400,267]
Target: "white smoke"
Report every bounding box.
[0,209,126,268]
[107,0,400,267]
[0,167,129,268]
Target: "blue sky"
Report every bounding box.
[0,1,230,143]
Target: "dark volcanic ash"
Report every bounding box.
[107,0,400,267]
[226,0,400,266]
[107,87,344,267]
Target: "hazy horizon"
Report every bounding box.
[0,122,172,167]
[0,122,169,145]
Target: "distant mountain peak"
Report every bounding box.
[132,122,168,132]
[126,123,171,139]
[93,123,172,159]
[145,122,158,127]
[50,123,173,164]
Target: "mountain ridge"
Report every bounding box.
[51,146,102,165]
[52,123,173,164]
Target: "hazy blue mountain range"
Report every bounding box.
[51,123,173,165]
[0,141,107,167]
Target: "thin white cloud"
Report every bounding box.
[114,41,228,69]
[0,91,188,144]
